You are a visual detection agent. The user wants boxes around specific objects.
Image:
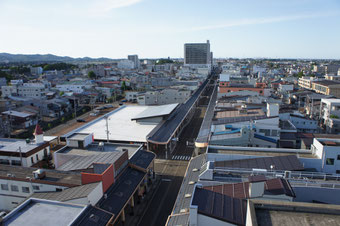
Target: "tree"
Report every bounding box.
[88,71,96,79]
[297,71,304,78]
[121,81,127,91]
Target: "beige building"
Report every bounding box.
[312,80,340,98]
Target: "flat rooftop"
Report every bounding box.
[215,109,265,119]
[2,199,86,226]
[62,105,177,143]
[0,164,82,187]
[0,138,46,154]
[58,142,140,158]
[251,199,340,226]
[207,146,315,158]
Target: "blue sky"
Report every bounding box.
[0,0,339,59]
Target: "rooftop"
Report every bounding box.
[250,199,340,226]
[215,108,265,119]
[131,103,178,120]
[57,142,140,157]
[61,105,165,143]
[31,182,100,202]
[97,167,146,224]
[2,199,87,226]
[202,178,295,199]
[191,186,247,225]
[1,110,34,118]
[207,145,314,158]
[0,164,82,187]
[0,138,47,154]
[214,155,304,171]
[313,80,340,86]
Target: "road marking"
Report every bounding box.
[161,178,172,182]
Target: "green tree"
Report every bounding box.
[88,71,96,79]
[297,71,304,78]
[121,81,127,91]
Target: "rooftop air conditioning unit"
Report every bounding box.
[33,169,46,179]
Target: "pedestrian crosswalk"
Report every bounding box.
[171,155,191,161]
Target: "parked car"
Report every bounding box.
[90,113,97,116]
[77,119,86,122]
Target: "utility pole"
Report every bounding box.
[73,95,77,118]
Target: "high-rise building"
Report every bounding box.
[128,54,139,69]
[184,40,211,65]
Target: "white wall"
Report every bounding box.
[0,178,66,211]
[197,213,235,226]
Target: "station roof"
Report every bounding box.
[97,167,145,224]
[131,103,178,120]
[62,105,164,143]
[129,149,156,169]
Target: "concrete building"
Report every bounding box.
[1,110,38,130]
[312,80,340,97]
[184,40,211,65]
[1,199,113,226]
[128,54,139,69]
[0,77,7,88]
[117,60,135,70]
[298,76,319,90]
[0,125,50,167]
[325,64,340,75]
[320,99,340,133]
[137,89,191,105]
[29,66,43,76]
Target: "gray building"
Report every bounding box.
[128,54,139,69]
[184,40,211,65]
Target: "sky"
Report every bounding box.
[0,0,340,59]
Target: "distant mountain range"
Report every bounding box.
[0,53,116,63]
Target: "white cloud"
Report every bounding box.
[191,11,340,31]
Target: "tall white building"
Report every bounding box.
[184,40,211,65]
[128,54,139,69]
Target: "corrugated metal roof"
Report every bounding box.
[31,182,100,201]
[58,152,123,171]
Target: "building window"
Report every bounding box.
[36,155,39,161]
[11,185,19,192]
[0,159,10,165]
[336,170,340,174]
[31,157,34,164]
[337,155,340,160]
[22,187,30,193]
[1,184,9,191]
[56,188,62,192]
[326,158,335,165]
[11,160,22,166]
[32,185,40,190]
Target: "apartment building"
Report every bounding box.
[298,76,319,90]
[320,98,340,133]
[184,40,211,65]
